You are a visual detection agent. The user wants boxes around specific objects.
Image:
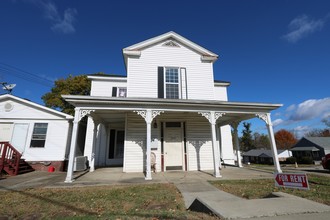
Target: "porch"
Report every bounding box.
[62,96,283,182]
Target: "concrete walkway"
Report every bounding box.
[1,166,330,219]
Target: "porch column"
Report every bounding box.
[256,113,282,173]
[231,122,242,168]
[216,124,222,170]
[90,120,100,172]
[65,109,94,183]
[135,110,163,180]
[199,111,225,178]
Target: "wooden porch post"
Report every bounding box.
[231,122,242,168]
[256,113,282,173]
[199,111,225,178]
[65,108,80,183]
[211,113,221,177]
[90,121,99,172]
[216,124,222,170]
[145,110,152,180]
[135,110,163,180]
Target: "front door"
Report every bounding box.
[10,123,29,153]
[164,122,183,171]
[106,129,124,166]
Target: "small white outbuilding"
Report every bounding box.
[0,94,73,171]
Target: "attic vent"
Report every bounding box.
[162,40,180,47]
[4,102,13,112]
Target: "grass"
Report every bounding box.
[0,183,219,219]
[210,174,330,205]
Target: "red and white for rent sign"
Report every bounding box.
[274,173,309,190]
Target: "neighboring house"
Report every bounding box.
[63,31,283,182]
[242,149,292,164]
[291,137,330,162]
[0,94,73,171]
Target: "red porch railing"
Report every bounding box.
[0,142,22,175]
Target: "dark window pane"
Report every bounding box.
[30,123,48,148]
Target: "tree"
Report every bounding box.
[305,128,330,137]
[274,129,297,150]
[240,122,255,152]
[305,118,330,137]
[253,132,270,149]
[322,118,330,128]
[42,74,91,115]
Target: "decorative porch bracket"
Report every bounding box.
[135,110,163,180]
[199,111,226,177]
[65,109,95,183]
[256,113,282,173]
[230,121,243,168]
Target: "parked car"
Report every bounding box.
[321,153,330,170]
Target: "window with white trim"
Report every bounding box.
[30,123,48,148]
[165,67,180,99]
[112,87,127,97]
[117,87,127,97]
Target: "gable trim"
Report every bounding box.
[123,31,218,58]
[0,94,74,120]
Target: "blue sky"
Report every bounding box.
[0,0,329,137]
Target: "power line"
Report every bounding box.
[0,62,54,88]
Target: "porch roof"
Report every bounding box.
[290,146,320,152]
[62,95,282,125]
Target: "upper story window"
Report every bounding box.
[158,67,187,99]
[30,123,48,148]
[165,67,180,99]
[112,87,127,97]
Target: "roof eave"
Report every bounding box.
[62,95,282,112]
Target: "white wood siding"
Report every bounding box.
[0,119,71,161]
[186,115,214,170]
[127,42,215,100]
[22,120,71,161]
[124,112,146,172]
[214,85,228,101]
[91,79,127,97]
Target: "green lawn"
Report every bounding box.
[0,183,219,219]
[210,174,330,205]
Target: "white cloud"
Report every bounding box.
[272,118,284,127]
[27,0,78,34]
[293,125,310,138]
[282,14,327,43]
[289,97,330,121]
[286,104,296,112]
[51,8,77,34]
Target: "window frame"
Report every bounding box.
[164,67,181,99]
[30,123,48,148]
[117,87,127,97]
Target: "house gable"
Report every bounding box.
[293,137,327,151]
[0,94,73,120]
[123,31,218,65]
[123,32,219,100]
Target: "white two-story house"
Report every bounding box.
[63,32,283,182]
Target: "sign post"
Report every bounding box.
[274,173,309,190]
